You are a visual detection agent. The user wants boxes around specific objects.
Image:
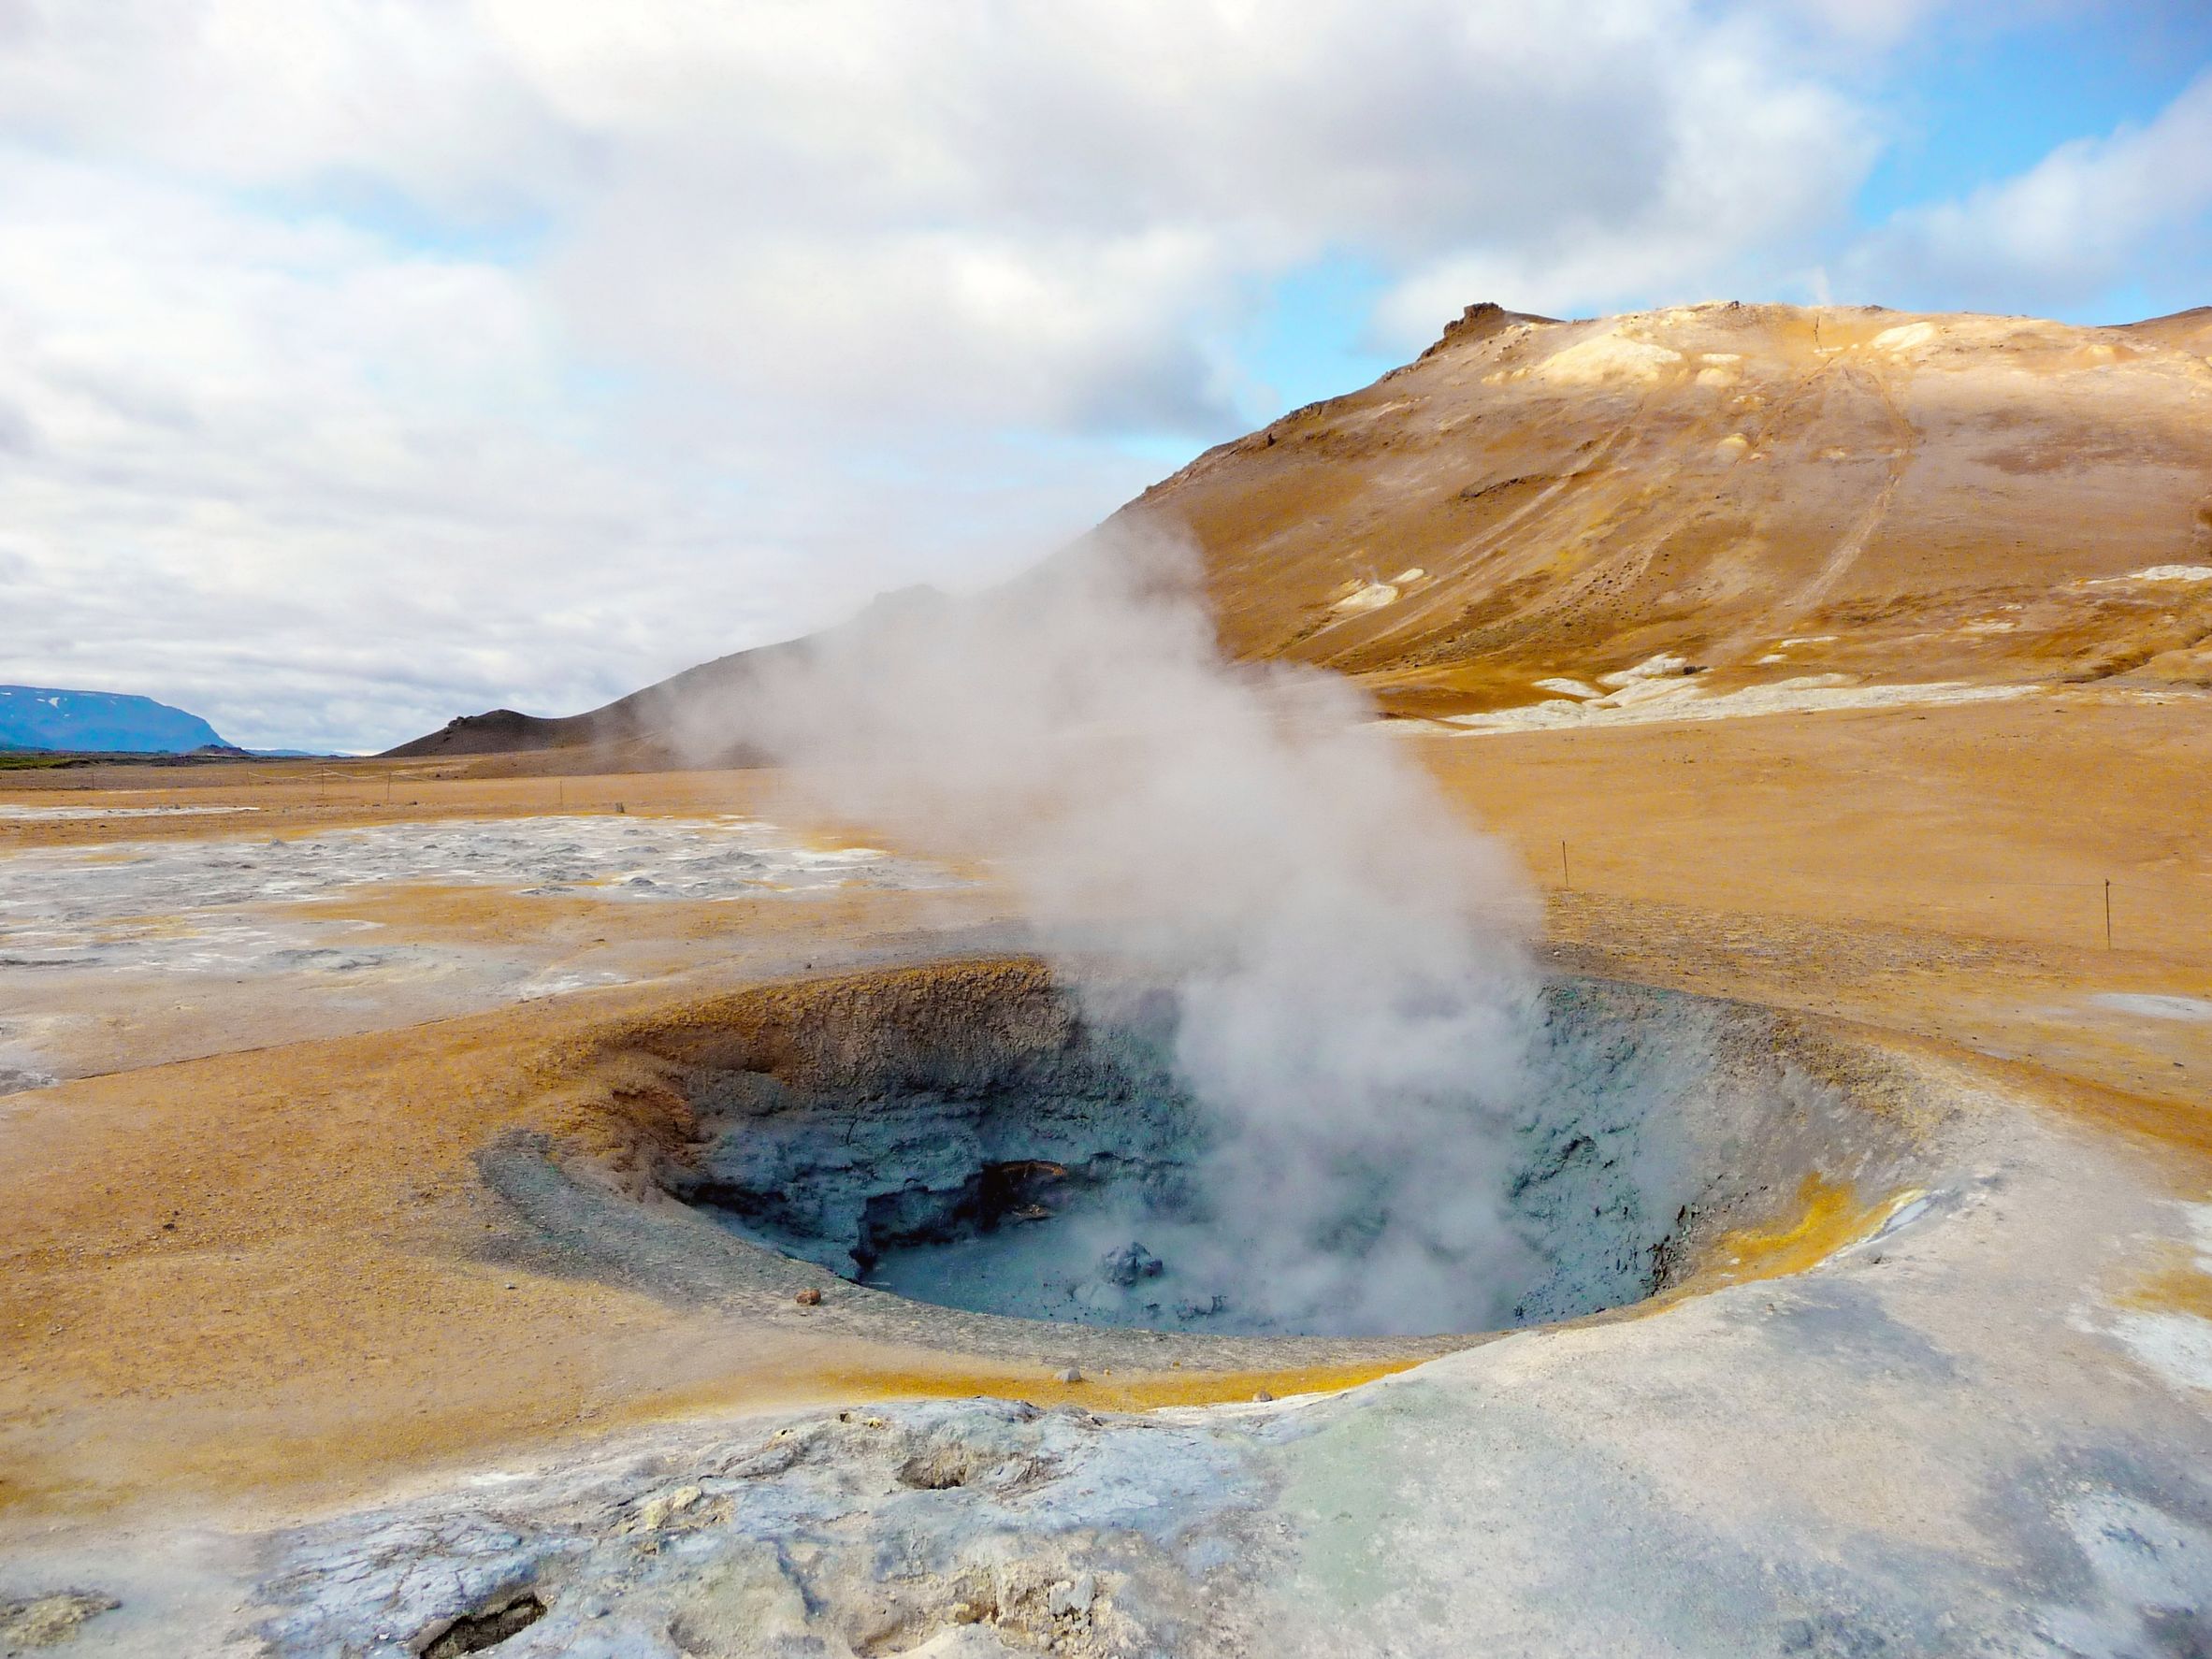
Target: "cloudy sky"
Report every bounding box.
[3,1,2209,751]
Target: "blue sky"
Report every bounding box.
[1858,4,2212,224]
[0,1,2207,750]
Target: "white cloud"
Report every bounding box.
[1374,25,1872,334]
[0,0,2093,749]
[0,0,561,206]
[1782,0,1952,49]
[499,0,1873,409]
[0,149,1122,750]
[3,0,1878,432]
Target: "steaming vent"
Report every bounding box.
[633,962,1924,1341]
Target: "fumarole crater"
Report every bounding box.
[591,960,1931,1344]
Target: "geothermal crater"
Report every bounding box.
[602,961,1931,1345]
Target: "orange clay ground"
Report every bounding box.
[1,690,2205,1527]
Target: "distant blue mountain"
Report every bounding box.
[0,685,232,753]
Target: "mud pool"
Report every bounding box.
[639,963,1927,1342]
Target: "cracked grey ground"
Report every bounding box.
[252,1397,1266,1659]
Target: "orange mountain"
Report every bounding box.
[389,299,2212,754]
[1122,300,2212,717]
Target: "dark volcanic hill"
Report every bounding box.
[383,640,802,761]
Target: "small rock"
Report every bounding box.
[1047,1571,1098,1618]
[1252,1391,1274,1403]
[1098,1242,1164,1287]
[794,1288,822,1306]
[628,1484,702,1533]
[1054,1366,1083,1384]
[0,1592,121,1649]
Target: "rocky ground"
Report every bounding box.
[1,686,2206,1654]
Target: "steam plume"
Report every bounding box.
[719,527,1546,1334]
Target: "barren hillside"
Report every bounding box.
[390,300,2212,754]
[1124,300,2212,716]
